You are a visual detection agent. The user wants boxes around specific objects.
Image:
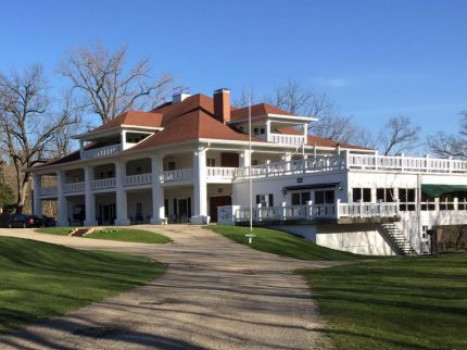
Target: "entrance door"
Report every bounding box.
[178,199,189,222]
[210,196,232,222]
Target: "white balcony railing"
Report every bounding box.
[38,186,58,197]
[91,177,116,190]
[206,167,237,182]
[270,133,305,146]
[160,168,193,184]
[234,201,399,223]
[123,173,152,187]
[339,202,399,217]
[63,182,85,193]
[236,156,346,178]
[347,153,467,173]
[82,144,122,160]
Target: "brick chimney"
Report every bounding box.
[213,88,230,124]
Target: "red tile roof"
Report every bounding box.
[230,103,292,121]
[127,109,262,152]
[93,111,163,131]
[36,93,371,168]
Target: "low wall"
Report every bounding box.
[271,223,396,256]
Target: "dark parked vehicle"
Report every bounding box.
[7,214,43,228]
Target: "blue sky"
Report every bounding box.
[1,0,466,145]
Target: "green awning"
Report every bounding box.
[421,184,467,197]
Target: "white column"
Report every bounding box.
[56,171,67,227]
[121,130,127,150]
[303,123,308,144]
[79,140,85,159]
[283,152,292,173]
[191,147,208,224]
[240,149,251,167]
[150,155,166,224]
[33,174,42,217]
[115,161,130,226]
[84,166,97,226]
[266,121,272,141]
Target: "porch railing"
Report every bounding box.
[91,177,116,190]
[63,182,85,193]
[234,201,399,223]
[160,168,193,184]
[269,133,305,146]
[38,186,58,197]
[206,167,237,181]
[123,173,152,187]
[82,144,122,160]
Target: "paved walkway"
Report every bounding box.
[0,225,335,350]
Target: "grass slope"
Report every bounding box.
[35,227,74,235]
[36,227,172,244]
[205,225,364,260]
[300,253,467,350]
[0,236,164,333]
[87,228,172,244]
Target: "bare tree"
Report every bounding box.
[58,41,172,124]
[269,80,368,145]
[428,112,467,159]
[0,65,78,212]
[378,116,420,155]
[50,91,84,157]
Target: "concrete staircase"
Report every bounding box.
[380,223,417,256]
[69,228,93,237]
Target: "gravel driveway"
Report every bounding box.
[0,225,335,350]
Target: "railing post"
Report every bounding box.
[378,200,383,218]
[400,153,405,171]
[435,197,440,213]
[454,197,458,211]
[374,151,379,171]
[281,201,287,221]
[336,199,341,219]
[426,154,430,173]
[265,160,270,177]
[257,203,262,222]
[449,156,453,173]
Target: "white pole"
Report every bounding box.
[249,91,253,234]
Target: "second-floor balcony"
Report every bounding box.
[91,177,116,190]
[269,133,305,146]
[63,182,85,194]
[82,144,122,160]
[160,168,193,184]
[123,173,152,187]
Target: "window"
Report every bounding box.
[291,192,310,205]
[421,192,435,211]
[376,188,394,202]
[353,188,371,202]
[167,161,176,170]
[252,160,259,166]
[399,188,416,211]
[439,193,454,211]
[206,158,216,166]
[315,190,335,204]
[254,128,259,135]
[256,194,274,207]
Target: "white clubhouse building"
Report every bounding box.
[32,89,467,255]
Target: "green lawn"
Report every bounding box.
[204,225,365,260]
[35,227,74,235]
[86,228,172,244]
[36,227,172,244]
[0,236,164,333]
[300,253,467,350]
